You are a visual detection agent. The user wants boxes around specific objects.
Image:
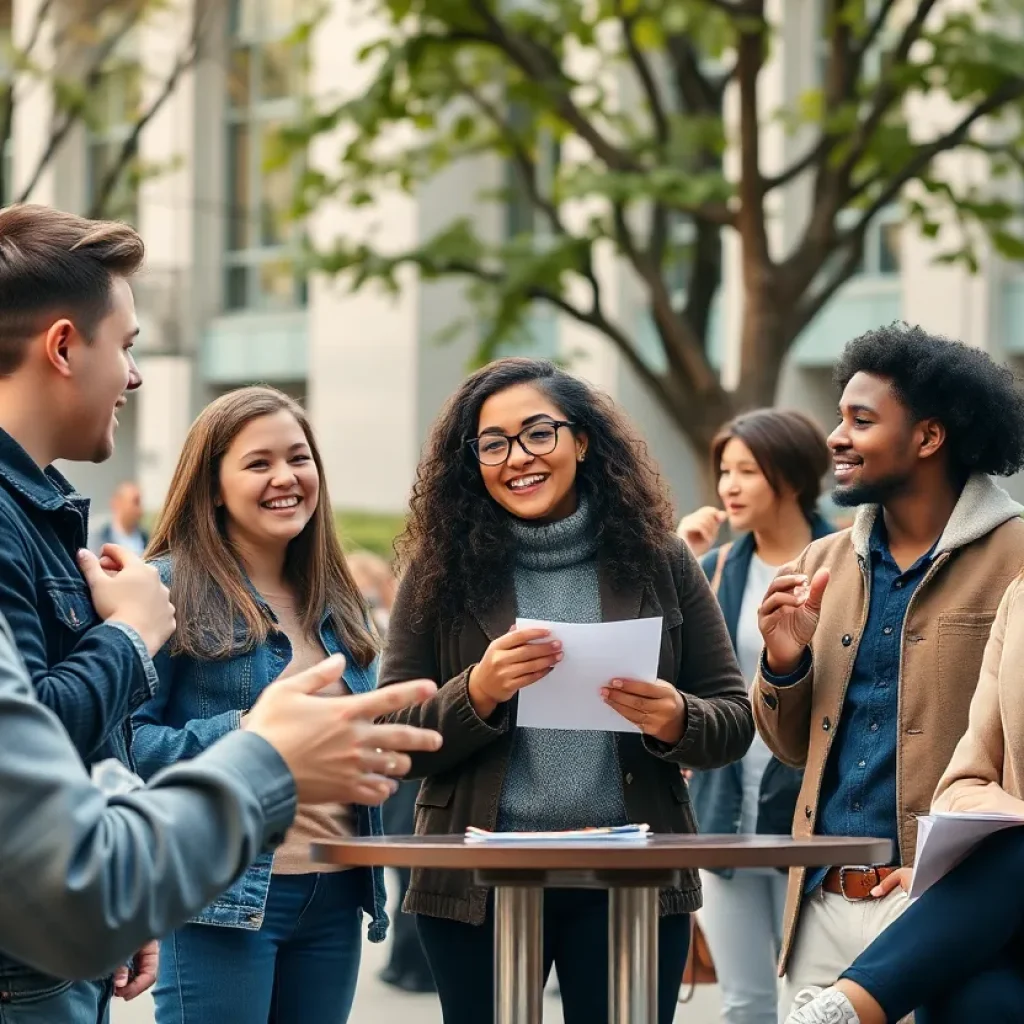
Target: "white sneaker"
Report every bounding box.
[785,987,862,1024]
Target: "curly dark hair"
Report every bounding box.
[396,358,676,627]
[834,321,1024,478]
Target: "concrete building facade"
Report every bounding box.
[7,0,1024,524]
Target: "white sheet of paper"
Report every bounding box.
[513,616,663,732]
[909,810,1024,899]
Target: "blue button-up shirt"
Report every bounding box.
[806,517,936,891]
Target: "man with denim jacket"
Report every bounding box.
[0,205,181,1021]
[0,607,442,983]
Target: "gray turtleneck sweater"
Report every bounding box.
[497,498,629,831]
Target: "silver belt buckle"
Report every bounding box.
[839,865,878,903]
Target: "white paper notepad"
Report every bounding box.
[909,810,1024,899]
[513,616,663,732]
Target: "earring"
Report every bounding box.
[577,451,586,463]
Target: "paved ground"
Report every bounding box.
[113,930,722,1023]
[113,875,722,1023]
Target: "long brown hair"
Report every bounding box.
[147,386,376,666]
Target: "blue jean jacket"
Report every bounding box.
[131,557,388,942]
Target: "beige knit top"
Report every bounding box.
[268,597,355,875]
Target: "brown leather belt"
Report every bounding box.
[821,866,897,900]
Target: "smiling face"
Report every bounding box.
[58,275,141,463]
[829,371,923,507]
[717,437,781,532]
[475,383,587,523]
[217,410,320,552]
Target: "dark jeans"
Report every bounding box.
[417,891,690,1024]
[841,828,1024,1023]
[153,871,363,1024]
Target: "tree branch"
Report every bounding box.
[763,136,834,192]
[735,10,770,266]
[16,3,142,204]
[87,2,214,218]
[837,0,940,181]
[617,5,668,145]
[847,78,1024,242]
[455,79,565,237]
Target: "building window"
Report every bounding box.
[85,54,142,223]
[833,206,901,278]
[504,101,559,242]
[225,0,309,312]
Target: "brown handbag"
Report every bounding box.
[678,916,716,1003]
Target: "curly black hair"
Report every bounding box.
[834,321,1024,478]
[396,358,676,627]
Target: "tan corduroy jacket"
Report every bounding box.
[933,570,1024,817]
[752,474,1024,975]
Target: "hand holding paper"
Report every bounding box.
[514,616,664,733]
[602,677,687,744]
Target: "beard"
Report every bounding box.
[832,470,911,508]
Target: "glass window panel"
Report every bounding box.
[257,259,299,309]
[227,46,252,108]
[258,123,295,246]
[259,39,296,101]
[230,0,257,40]
[225,265,249,310]
[268,0,301,37]
[227,124,252,251]
[878,221,901,275]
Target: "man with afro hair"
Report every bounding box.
[750,322,1024,1020]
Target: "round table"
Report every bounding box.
[313,834,892,1024]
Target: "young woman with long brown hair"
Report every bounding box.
[131,386,391,1024]
[378,357,754,1024]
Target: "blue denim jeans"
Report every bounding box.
[0,978,111,1024]
[154,871,364,1024]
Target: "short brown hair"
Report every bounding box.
[0,204,144,376]
[711,409,830,519]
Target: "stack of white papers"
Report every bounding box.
[465,824,651,843]
[909,810,1024,899]
[514,617,663,732]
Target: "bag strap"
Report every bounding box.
[708,542,732,596]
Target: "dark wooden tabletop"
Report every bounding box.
[311,834,893,871]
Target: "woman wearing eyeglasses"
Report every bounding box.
[377,357,754,1024]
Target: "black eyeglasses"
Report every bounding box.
[467,420,575,466]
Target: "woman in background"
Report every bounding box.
[133,387,390,1024]
[678,409,832,1024]
[377,357,753,1024]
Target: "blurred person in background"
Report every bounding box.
[347,550,397,638]
[93,480,148,555]
[677,409,833,1024]
[131,387,396,1024]
[378,357,754,1024]
[349,549,437,995]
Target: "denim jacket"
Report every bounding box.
[0,431,158,991]
[0,429,157,771]
[131,557,388,942]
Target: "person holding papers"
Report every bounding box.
[751,325,1024,1019]
[678,409,834,1024]
[378,356,754,1024]
[789,570,1024,1023]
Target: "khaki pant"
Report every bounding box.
[778,886,912,1023]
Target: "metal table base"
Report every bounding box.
[479,868,678,1024]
